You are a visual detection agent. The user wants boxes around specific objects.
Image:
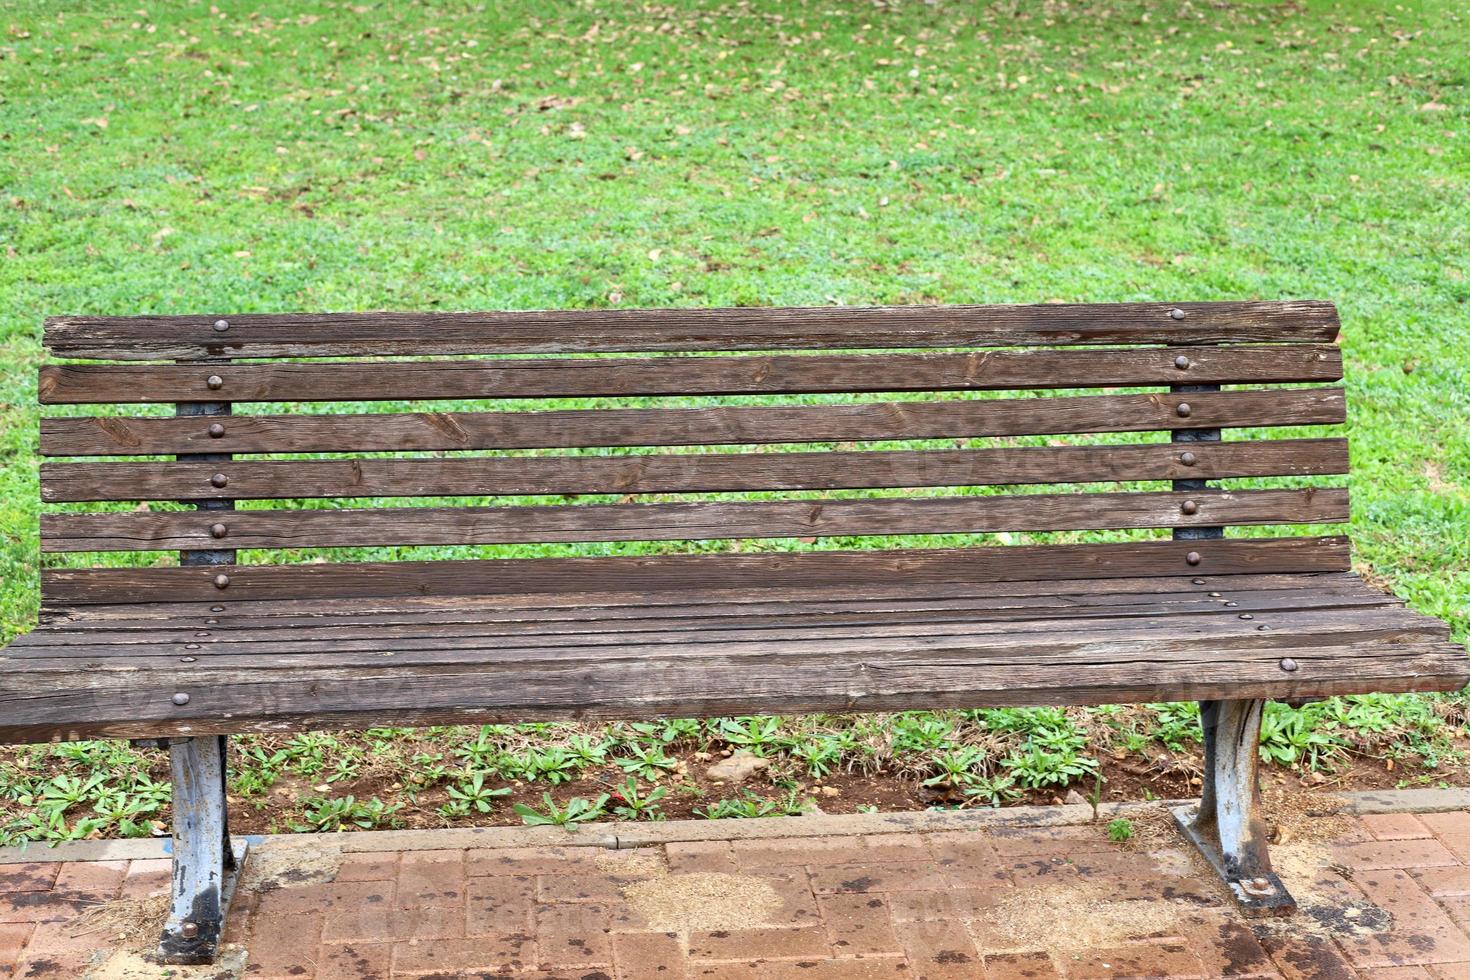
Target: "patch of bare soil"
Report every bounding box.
[70,897,249,979]
[624,872,784,932]
[84,946,247,980]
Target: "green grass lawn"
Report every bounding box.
[0,0,1466,843]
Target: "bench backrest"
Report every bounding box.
[36,301,1350,612]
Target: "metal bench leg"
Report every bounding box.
[1171,699,1296,917]
[159,735,249,964]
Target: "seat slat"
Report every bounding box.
[40,438,1351,503]
[40,537,1352,605]
[43,301,1341,361]
[37,345,1343,404]
[41,488,1348,553]
[40,387,1346,457]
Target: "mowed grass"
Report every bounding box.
[0,0,1467,841]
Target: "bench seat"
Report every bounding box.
[5,568,1461,744]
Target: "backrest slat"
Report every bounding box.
[40,438,1351,503]
[38,345,1342,404]
[44,301,1341,360]
[40,387,1346,457]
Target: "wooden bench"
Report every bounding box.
[4,301,1466,962]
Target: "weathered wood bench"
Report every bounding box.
[4,302,1466,962]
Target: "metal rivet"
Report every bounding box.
[180,920,199,938]
[185,643,200,650]
[213,574,230,589]
[1279,658,1299,673]
[1169,308,1186,320]
[1239,613,1254,620]
[1224,601,1239,607]
[1208,591,1222,598]
[210,473,229,489]
[206,375,224,390]
[1176,402,1192,418]
[1174,355,1191,370]
[195,631,210,637]
[210,605,224,613]
[1191,578,1206,585]
[210,523,228,539]
[1180,451,1197,467]
[205,618,219,625]
[208,422,226,438]
[1257,624,1271,631]
[179,656,197,663]
[1180,499,1199,515]
[213,319,230,332]
[1185,551,1201,566]
[172,692,191,706]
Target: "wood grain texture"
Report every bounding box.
[42,301,1342,360]
[39,438,1351,503]
[39,387,1347,456]
[41,488,1349,553]
[37,345,1344,404]
[39,536,1353,605]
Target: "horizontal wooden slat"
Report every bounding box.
[40,537,1353,605]
[43,301,1341,360]
[41,489,1348,553]
[39,387,1346,457]
[36,345,1343,404]
[39,438,1352,503]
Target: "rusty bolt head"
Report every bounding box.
[1180,499,1199,515]
[1279,658,1299,673]
[1176,402,1193,418]
[1174,355,1191,370]
[212,319,229,332]
[212,573,230,589]
[206,375,224,390]
[1179,451,1198,466]
[171,692,191,706]
[210,473,228,488]
[180,920,199,938]
[207,422,226,438]
[1169,308,1186,320]
[1185,551,1201,566]
[210,523,228,539]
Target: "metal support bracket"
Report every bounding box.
[1171,699,1296,917]
[158,736,248,964]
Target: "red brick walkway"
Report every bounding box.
[5,809,1470,978]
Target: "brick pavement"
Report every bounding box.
[4,810,1470,978]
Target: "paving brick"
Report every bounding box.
[0,867,56,896]
[465,873,537,935]
[1427,966,1470,979]
[985,825,1119,857]
[666,840,737,875]
[1176,913,1277,977]
[1333,840,1461,872]
[1420,813,1470,864]
[1064,941,1209,979]
[390,932,533,975]
[118,858,171,900]
[1259,930,1361,979]
[731,835,870,870]
[0,924,34,976]
[253,879,392,917]
[9,919,106,978]
[886,885,1007,921]
[743,870,820,929]
[611,931,684,979]
[316,941,392,980]
[1412,868,1470,899]
[247,910,324,978]
[983,951,1065,979]
[817,893,901,955]
[751,957,907,979]
[536,902,614,968]
[1358,968,1436,979]
[926,831,1011,889]
[465,845,601,877]
[51,861,126,901]
[1361,814,1433,841]
[0,890,90,926]
[335,852,399,882]
[394,850,466,909]
[1337,869,1470,969]
[539,872,630,904]
[855,834,936,863]
[687,925,829,960]
[896,918,983,979]
[687,964,761,980]
[321,904,463,944]
[805,860,951,895]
